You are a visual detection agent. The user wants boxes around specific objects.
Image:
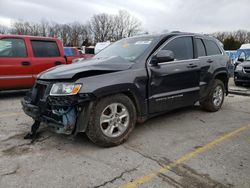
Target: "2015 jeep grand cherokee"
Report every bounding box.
[22,32,229,147]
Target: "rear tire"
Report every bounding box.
[200,79,225,112]
[86,94,136,147]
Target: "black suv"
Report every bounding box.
[22,32,229,146]
[234,52,250,86]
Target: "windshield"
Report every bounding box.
[236,49,250,60]
[245,50,250,60]
[246,56,250,61]
[94,36,156,62]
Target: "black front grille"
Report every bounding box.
[48,95,78,106]
[243,67,250,73]
[32,81,51,104]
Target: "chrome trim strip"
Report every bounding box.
[149,86,200,99]
[0,75,32,80]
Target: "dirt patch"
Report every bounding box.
[158,157,231,188]
[1,132,26,142]
[2,144,32,156]
[124,146,230,188]
[1,165,20,177]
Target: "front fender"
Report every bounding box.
[76,68,148,117]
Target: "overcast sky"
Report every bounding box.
[0,0,250,33]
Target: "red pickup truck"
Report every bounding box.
[0,35,69,90]
[64,47,82,64]
[64,47,94,63]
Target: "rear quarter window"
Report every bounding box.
[31,40,60,57]
[204,40,221,56]
[195,38,206,57]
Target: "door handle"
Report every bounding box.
[207,59,213,63]
[187,64,198,68]
[21,61,31,66]
[55,61,62,66]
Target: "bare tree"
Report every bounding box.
[0,25,9,34]
[40,19,50,37]
[88,13,114,43]
[10,10,142,45]
[213,30,250,50]
[121,10,141,37]
[89,10,141,43]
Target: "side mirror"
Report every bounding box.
[237,58,245,62]
[150,50,174,66]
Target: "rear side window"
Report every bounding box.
[0,38,27,57]
[196,38,206,57]
[31,40,60,57]
[162,36,193,60]
[204,40,221,56]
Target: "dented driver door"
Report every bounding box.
[148,36,200,114]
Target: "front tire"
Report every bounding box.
[86,94,136,147]
[200,79,225,112]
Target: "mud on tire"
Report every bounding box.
[86,94,136,147]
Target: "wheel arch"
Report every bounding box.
[121,91,147,123]
[95,90,146,122]
[214,72,229,95]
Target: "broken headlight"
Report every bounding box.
[50,83,82,96]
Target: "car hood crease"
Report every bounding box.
[39,56,133,80]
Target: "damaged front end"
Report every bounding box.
[21,80,94,135]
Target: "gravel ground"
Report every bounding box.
[0,88,249,188]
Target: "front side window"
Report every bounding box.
[196,38,206,57]
[204,40,221,56]
[0,38,27,57]
[31,40,60,57]
[162,36,194,60]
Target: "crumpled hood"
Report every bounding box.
[38,56,133,80]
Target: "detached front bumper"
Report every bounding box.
[21,99,40,119]
[21,81,94,135]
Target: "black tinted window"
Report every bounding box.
[31,40,60,57]
[0,38,27,57]
[162,37,193,60]
[196,38,206,57]
[204,40,221,55]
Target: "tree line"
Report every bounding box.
[0,10,141,47]
[1,11,250,50]
[213,30,250,50]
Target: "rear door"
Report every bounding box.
[0,37,34,89]
[30,39,65,79]
[194,38,211,97]
[195,38,224,99]
[148,36,200,113]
